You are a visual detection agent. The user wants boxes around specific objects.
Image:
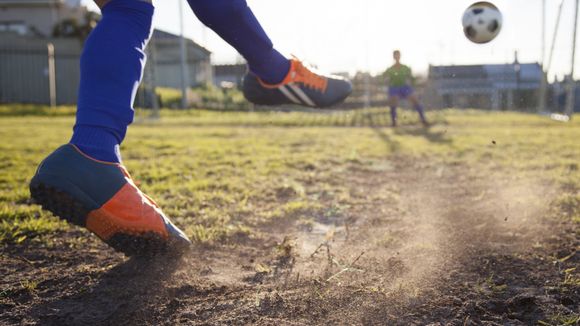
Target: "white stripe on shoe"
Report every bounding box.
[278,85,302,104]
[289,84,316,107]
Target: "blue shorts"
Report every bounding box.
[388,85,414,99]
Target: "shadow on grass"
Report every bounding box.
[358,109,452,153]
[394,126,453,144]
[31,255,183,325]
[370,127,401,153]
[360,111,402,153]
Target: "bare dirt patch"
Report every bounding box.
[1,158,578,325]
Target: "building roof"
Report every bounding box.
[152,29,211,55]
[429,63,543,92]
[0,0,63,5]
[213,64,247,76]
[430,63,541,80]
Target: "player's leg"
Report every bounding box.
[29,0,191,256]
[388,96,400,127]
[187,0,352,108]
[71,0,154,163]
[408,93,428,126]
[187,0,287,84]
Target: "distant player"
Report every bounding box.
[383,50,428,127]
[29,0,352,257]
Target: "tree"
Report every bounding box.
[52,11,100,42]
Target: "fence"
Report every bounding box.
[0,34,213,108]
[2,37,576,113]
[0,37,82,105]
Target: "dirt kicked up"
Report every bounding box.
[0,108,579,325]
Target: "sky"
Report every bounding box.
[82,0,579,81]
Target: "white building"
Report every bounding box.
[0,0,88,37]
[0,0,212,105]
[427,62,543,111]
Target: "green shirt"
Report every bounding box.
[384,64,413,87]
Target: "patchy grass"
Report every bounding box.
[539,313,580,326]
[156,85,247,109]
[0,108,578,246]
[1,107,579,325]
[0,104,76,117]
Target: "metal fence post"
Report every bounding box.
[47,43,57,108]
[178,0,190,109]
[147,37,159,118]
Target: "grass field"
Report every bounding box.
[0,107,579,325]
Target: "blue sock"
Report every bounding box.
[70,0,154,163]
[187,0,290,84]
[390,106,397,124]
[415,104,427,123]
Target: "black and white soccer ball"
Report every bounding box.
[462,2,503,44]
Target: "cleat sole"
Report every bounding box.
[30,183,186,257]
[108,233,175,257]
[30,183,90,227]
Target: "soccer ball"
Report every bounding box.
[462,2,503,44]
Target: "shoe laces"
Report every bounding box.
[289,58,328,92]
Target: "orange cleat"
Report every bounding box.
[242,58,352,108]
[30,144,191,256]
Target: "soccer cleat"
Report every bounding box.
[242,58,352,108]
[29,144,192,256]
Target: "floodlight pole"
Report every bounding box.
[540,0,565,113]
[565,0,579,118]
[542,0,546,66]
[538,0,547,113]
[547,0,565,74]
[363,1,370,109]
[178,0,190,109]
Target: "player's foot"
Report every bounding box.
[242,58,352,108]
[29,144,191,257]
